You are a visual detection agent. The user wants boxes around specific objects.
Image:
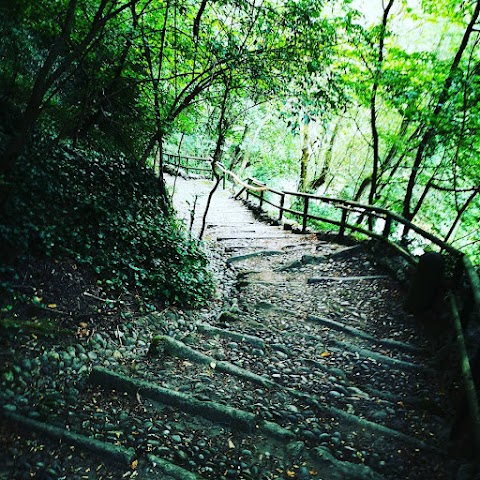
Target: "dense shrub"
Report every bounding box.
[1,144,215,307]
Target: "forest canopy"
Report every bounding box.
[0,0,479,308]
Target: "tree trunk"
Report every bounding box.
[310,121,339,191]
[199,79,230,239]
[402,0,480,222]
[354,176,372,202]
[73,2,139,142]
[229,124,250,170]
[444,186,480,244]
[0,0,79,177]
[298,112,312,192]
[376,123,424,199]
[369,0,395,212]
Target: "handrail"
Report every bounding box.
[239,174,462,258]
[163,152,213,176]
[162,151,480,458]
[164,152,212,162]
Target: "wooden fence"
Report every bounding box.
[163,152,480,454]
[164,152,214,178]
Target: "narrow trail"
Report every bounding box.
[162,176,459,479]
[0,175,462,480]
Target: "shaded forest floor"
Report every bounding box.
[0,175,470,480]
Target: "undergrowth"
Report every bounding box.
[0,143,215,308]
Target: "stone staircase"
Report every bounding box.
[0,175,461,480]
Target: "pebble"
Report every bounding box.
[177,450,189,460]
[156,447,171,456]
[21,359,32,370]
[329,390,344,398]
[48,351,60,362]
[87,351,98,361]
[370,410,388,421]
[286,404,299,413]
[113,350,123,360]
[94,333,107,348]
[297,466,311,480]
[252,348,265,357]
[302,430,317,441]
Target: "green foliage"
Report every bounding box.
[0,0,478,302]
[3,143,215,307]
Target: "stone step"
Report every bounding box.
[306,314,423,355]
[307,275,389,283]
[218,233,293,240]
[226,250,285,264]
[2,410,135,465]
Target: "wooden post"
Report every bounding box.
[450,295,480,457]
[234,187,246,200]
[464,256,480,316]
[339,209,348,238]
[302,197,309,233]
[223,171,226,189]
[383,215,392,239]
[260,190,264,209]
[279,194,285,221]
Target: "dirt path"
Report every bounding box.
[0,176,461,480]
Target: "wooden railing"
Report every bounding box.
[163,151,480,456]
[234,177,465,263]
[164,152,213,178]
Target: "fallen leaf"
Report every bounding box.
[228,438,235,449]
[320,351,331,357]
[48,304,57,308]
[286,470,295,478]
[209,361,216,369]
[130,459,138,470]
